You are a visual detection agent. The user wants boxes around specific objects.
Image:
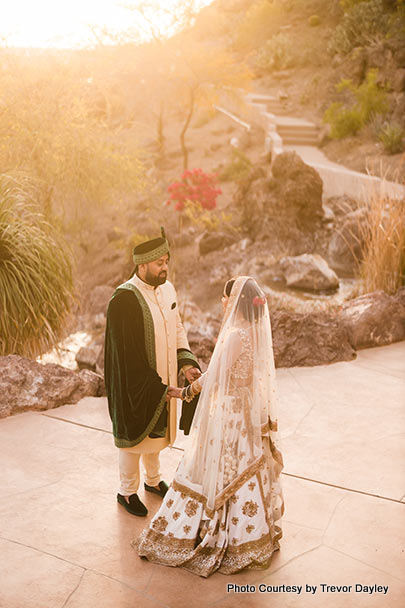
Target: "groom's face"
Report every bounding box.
[143,254,169,286]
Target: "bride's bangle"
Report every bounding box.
[182,384,194,403]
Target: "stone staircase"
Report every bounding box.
[274,116,320,145]
[246,92,321,145]
[246,92,289,115]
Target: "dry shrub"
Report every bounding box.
[0,51,145,230]
[358,191,405,294]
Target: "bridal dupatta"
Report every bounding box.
[174,276,283,515]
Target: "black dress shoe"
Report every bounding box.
[117,493,148,516]
[144,480,169,498]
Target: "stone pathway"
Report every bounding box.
[0,342,404,607]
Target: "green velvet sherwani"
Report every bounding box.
[104,276,199,449]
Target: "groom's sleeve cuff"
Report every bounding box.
[177,348,200,372]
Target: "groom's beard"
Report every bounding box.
[146,269,167,287]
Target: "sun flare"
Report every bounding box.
[0,0,211,49]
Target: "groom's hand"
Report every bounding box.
[167,386,182,399]
[184,367,201,383]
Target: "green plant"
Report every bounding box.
[308,14,321,26]
[323,103,363,138]
[323,70,388,138]
[183,200,235,234]
[0,173,74,358]
[328,0,389,55]
[254,33,294,72]
[378,122,405,154]
[219,148,252,183]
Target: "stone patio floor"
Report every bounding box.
[1,342,404,608]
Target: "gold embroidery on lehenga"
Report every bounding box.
[214,456,264,510]
[172,480,206,504]
[246,525,255,534]
[136,526,280,577]
[173,457,264,517]
[242,500,258,517]
[185,500,198,517]
[183,525,191,534]
[248,481,256,491]
[173,512,180,520]
[152,516,168,532]
[166,499,174,508]
[231,517,239,525]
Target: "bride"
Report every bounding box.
[135,276,284,577]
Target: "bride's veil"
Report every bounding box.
[175,276,283,515]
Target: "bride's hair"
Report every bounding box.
[224,277,265,321]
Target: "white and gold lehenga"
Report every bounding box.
[135,276,284,577]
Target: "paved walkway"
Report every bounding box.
[1,342,404,608]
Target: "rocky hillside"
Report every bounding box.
[192,0,405,179]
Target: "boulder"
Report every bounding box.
[367,42,389,71]
[328,208,367,276]
[199,232,237,256]
[270,152,323,221]
[338,289,405,349]
[279,254,339,292]
[76,345,98,371]
[271,310,356,368]
[0,355,105,418]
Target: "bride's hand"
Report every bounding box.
[167,386,182,399]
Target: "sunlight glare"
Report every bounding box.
[0,0,211,49]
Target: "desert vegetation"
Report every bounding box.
[0,0,404,359]
[0,173,74,357]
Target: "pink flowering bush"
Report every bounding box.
[166,168,222,212]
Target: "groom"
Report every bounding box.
[104,229,201,516]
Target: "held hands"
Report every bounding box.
[184,367,201,383]
[166,368,201,400]
[167,386,183,400]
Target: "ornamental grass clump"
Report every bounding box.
[0,174,74,358]
[357,190,405,294]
